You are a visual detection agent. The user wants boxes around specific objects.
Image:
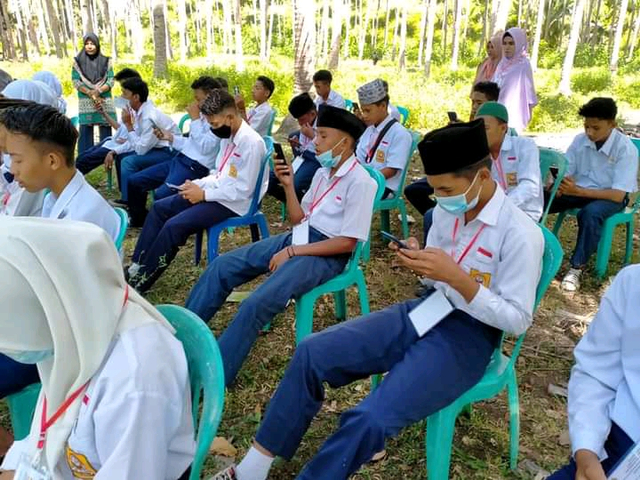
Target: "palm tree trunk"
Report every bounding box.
[530,0,545,70]
[343,0,351,58]
[80,0,94,34]
[328,0,342,68]
[152,0,168,77]
[293,0,316,93]
[610,0,629,72]
[398,3,407,69]
[559,0,586,94]
[259,0,268,59]
[450,0,463,69]
[358,0,371,59]
[178,0,187,61]
[321,0,329,60]
[424,0,437,77]
[234,0,244,71]
[417,0,428,65]
[627,0,640,59]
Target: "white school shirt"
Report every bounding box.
[102,123,132,155]
[171,115,221,170]
[388,103,402,122]
[2,323,196,479]
[314,89,346,109]
[193,120,268,216]
[491,135,543,222]
[567,264,640,460]
[298,118,318,155]
[565,130,639,193]
[42,171,120,243]
[355,115,412,192]
[300,156,377,242]
[426,185,544,335]
[126,101,181,156]
[247,102,275,137]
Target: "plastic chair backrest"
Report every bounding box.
[631,137,640,155]
[397,105,410,126]
[353,166,386,267]
[345,99,354,112]
[246,136,274,217]
[178,114,191,134]
[155,304,225,480]
[114,207,129,251]
[267,109,276,136]
[393,130,421,199]
[538,147,568,223]
[70,116,79,128]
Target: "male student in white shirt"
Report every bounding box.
[116,77,180,205]
[476,101,543,221]
[126,76,222,226]
[355,79,412,199]
[186,105,377,391]
[212,119,544,480]
[547,264,640,480]
[235,75,276,137]
[126,89,267,293]
[2,103,120,241]
[75,68,142,178]
[313,70,346,109]
[545,97,639,291]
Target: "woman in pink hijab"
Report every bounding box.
[492,27,537,132]
[473,31,503,86]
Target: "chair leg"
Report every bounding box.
[363,235,371,263]
[380,209,391,236]
[552,211,567,237]
[595,221,614,280]
[257,215,270,239]
[356,271,370,316]
[249,224,260,243]
[370,373,382,390]
[106,168,113,192]
[507,369,520,471]
[624,218,635,265]
[398,201,410,239]
[426,407,458,480]
[333,290,347,320]
[294,294,316,345]
[207,228,221,263]
[194,230,203,266]
[280,202,286,222]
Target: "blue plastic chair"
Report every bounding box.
[397,105,410,126]
[551,137,640,279]
[266,109,277,136]
[194,137,274,265]
[538,147,568,224]
[155,305,225,480]
[422,226,563,479]
[293,167,386,344]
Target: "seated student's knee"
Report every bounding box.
[340,401,387,439]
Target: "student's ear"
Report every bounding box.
[47,151,66,171]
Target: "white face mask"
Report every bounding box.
[2,153,12,170]
[434,171,483,215]
[3,348,53,364]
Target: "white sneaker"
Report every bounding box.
[128,262,141,278]
[562,268,582,292]
[211,465,237,480]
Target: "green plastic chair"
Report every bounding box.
[345,99,354,112]
[155,304,225,480]
[70,116,79,128]
[266,109,277,136]
[538,147,568,224]
[293,167,386,344]
[396,105,410,126]
[179,113,192,134]
[423,225,563,479]
[551,138,640,279]
[364,130,420,262]
[114,207,129,252]
[6,383,41,441]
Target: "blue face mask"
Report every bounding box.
[3,349,54,364]
[317,137,346,169]
[435,172,483,215]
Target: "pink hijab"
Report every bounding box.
[492,27,537,132]
[473,31,503,85]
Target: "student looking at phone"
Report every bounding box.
[116,77,180,206]
[126,89,267,293]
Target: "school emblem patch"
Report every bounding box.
[229,164,238,178]
[66,445,97,479]
[469,269,492,288]
[506,172,518,187]
[376,149,385,163]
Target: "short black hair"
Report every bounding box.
[200,89,236,116]
[121,77,149,103]
[114,68,142,82]
[472,82,500,101]
[256,75,275,98]
[373,94,390,107]
[579,97,617,120]
[214,77,229,91]
[451,157,492,180]
[313,70,333,84]
[0,103,78,167]
[191,76,221,94]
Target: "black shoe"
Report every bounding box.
[113,198,128,206]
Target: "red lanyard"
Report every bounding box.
[2,191,9,207]
[305,160,357,218]
[492,155,507,190]
[366,131,383,163]
[217,143,236,174]
[451,218,487,264]
[37,286,129,450]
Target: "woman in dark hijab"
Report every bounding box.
[72,33,117,154]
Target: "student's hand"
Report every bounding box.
[154,128,174,143]
[122,109,133,129]
[300,123,315,139]
[396,247,465,284]
[558,176,579,196]
[274,161,293,187]
[116,138,127,144]
[354,108,363,121]
[269,248,291,272]
[288,136,301,150]
[181,181,205,204]
[575,450,606,480]
[104,151,115,170]
[388,237,420,251]
[234,95,246,110]
[187,101,201,120]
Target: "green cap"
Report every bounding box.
[476,101,509,124]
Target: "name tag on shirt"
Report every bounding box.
[408,289,454,337]
[292,156,304,173]
[292,219,309,245]
[14,453,52,480]
[608,441,640,479]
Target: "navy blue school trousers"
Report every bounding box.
[254,293,501,479]
[185,229,349,386]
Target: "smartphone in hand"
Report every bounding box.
[166,182,182,190]
[549,166,559,178]
[274,142,286,160]
[382,230,409,249]
[447,111,459,123]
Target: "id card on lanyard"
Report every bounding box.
[408,218,486,337]
[292,160,357,245]
[215,143,236,179]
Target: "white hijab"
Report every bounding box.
[1,79,58,109]
[32,72,67,114]
[0,217,173,474]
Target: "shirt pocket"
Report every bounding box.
[465,247,498,289]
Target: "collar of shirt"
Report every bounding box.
[374,114,395,133]
[230,119,252,148]
[43,170,85,218]
[582,129,619,157]
[251,102,270,113]
[500,133,513,152]
[470,183,505,227]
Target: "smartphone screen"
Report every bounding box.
[549,166,559,178]
[274,142,286,160]
[381,230,408,249]
[447,111,458,122]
